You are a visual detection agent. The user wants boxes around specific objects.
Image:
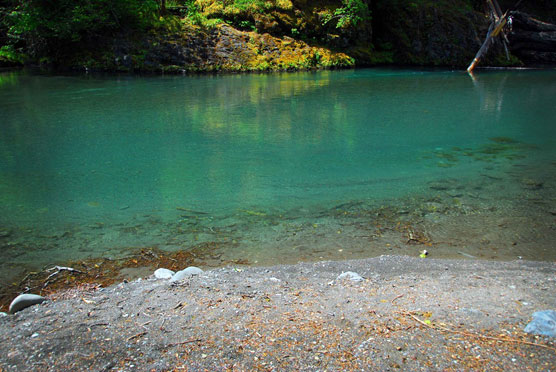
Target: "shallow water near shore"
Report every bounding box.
[0,68,555,288]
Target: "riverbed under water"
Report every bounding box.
[1,68,555,286]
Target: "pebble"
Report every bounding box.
[0,312,8,317]
[337,271,364,282]
[524,310,556,337]
[170,267,204,282]
[154,268,175,280]
[9,294,46,314]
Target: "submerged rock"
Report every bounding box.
[428,179,463,191]
[0,312,7,317]
[170,267,204,282]
[521,178,544,190]
[337,271,364,282]
[9,294,46,314]
[154,268,175,280]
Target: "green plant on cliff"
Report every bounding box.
[3,0,165,65]
[0,44,22,63]
[323,0,370,29]
[193,0,273,31]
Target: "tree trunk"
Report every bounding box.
[508,11,556,65]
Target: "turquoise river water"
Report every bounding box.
[0,68,555,285]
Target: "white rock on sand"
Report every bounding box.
[9,294,46,314]
[170,267,204,282]
[154,268,175,279]
[337,271,364,282]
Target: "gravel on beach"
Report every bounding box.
[1,255,555,371]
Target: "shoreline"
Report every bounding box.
[1,255,555,371]
[2,150,555,312]
[2,64,556,78]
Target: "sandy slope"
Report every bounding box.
[1,256,555,371]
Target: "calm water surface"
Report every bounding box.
[1,68,555,281]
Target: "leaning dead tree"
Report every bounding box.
[467,0,511,72]
[468,0,556,72]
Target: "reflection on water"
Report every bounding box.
[0,68,555,288]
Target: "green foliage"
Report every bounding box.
[238,19,256,31]
[179,0,222,28]
[492,53,523,67]
[192,0,269,31]
[231,0,269,13]
[323,0,370,29]
[0,44,23,63]
[5,0,162,63]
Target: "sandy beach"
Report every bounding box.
[1,255,555,371]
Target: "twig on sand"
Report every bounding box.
[127,331,147,341]
[162,339,201,349]
[45,266,83,280]
[391,294,404,304]
[46,265,83,275]
[43,266,84,288]
[18,271,39,286]
[402,311,556,353]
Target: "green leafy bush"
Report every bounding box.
[6,0,160,62]
[0,44,23,63]
[322,0,370,29]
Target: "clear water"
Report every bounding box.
[1,68,555,281]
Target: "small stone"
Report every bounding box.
[524,310,556,337]
[170,267,204,282]
[9,294,46,314]
[0,312,8,317]
[337,271,364,282]
[154,268,175,280]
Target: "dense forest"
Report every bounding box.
[0,0,555,72]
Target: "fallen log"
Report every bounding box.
[508,11,556,65]
[509,11,556,32]
[510,30,556,52]
[468,5,556,71]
